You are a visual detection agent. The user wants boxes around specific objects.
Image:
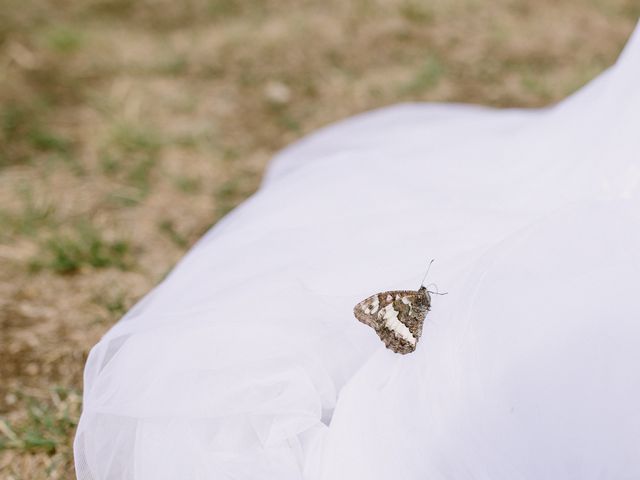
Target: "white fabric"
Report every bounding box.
[75,22,640,480]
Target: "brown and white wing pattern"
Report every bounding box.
[353,287,431,354]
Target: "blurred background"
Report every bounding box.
[0,0,637,478]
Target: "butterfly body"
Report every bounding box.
[353,286,431,354]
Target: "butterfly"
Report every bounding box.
[352,261,444,354]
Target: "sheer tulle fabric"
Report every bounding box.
[75,23,640,480]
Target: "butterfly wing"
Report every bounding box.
[353,289,431,354]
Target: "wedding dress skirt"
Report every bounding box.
[75,22,640,480]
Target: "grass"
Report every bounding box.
[173,175,202,194]
[0,388,81,478]
[28,130,71,154]
[0,187,56,242]
[99,123,164,195]
[30,224,132,274]
[402,54,444,94]
[214,176,257,218]
[398,1,435,24]
[158,219,189,248]
[1,104,40,167]
[0,0,636,478]
[0,388,79,454]
[43,26,85,54]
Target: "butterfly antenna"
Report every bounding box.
[425,283,448,296]
[420,259,435,289]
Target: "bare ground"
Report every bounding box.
[0,0,637,477]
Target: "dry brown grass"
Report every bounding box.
[0,0,637,478]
